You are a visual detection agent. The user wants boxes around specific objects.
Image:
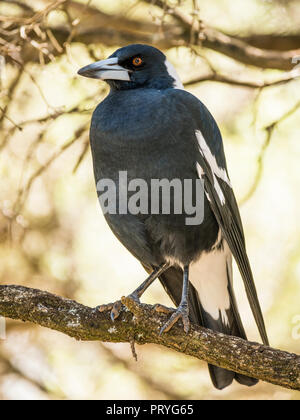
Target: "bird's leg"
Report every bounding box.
[97,263,169,320]
[127,263,169,302]
[158,265,190,334]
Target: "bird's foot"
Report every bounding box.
[97,301,122,321]
[97,292,141,321]
[127,292,141,305]
[154,304,174,314]
[155,303,190,334]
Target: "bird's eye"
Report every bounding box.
[132,57,143,67]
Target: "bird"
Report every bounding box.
[78,44,269,390]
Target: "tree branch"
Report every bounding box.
[145,0,300,70]
[240,100,300,205]
[0,285,299,390]
[238,35,300,52]
[2,0,300,71]
[201,27,300,71]
[184,71,300,89]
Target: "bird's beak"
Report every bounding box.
[77,57,130,81]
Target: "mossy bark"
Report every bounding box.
[0,285,299,390]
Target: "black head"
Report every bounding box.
[78,44,183,91]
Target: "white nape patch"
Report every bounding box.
[195,130,231,205]
[189,241,232,324]
[165,59,184,89]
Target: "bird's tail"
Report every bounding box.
[159,252,258,390]
[196,259,258,389]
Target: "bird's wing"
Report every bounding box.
[200,160,269,346]
[169,89,269,346]
[104,213,156,269]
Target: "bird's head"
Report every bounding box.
[78,44,183,91]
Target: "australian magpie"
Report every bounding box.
[78,44,269,390]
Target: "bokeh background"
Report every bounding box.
[0,0,299,400]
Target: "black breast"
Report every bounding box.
[90,88,219,266]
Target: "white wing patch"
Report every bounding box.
[195,129,231,205]
[196,162,211,203]
[165,59,184,90]
[196,162,204,178]
[189,241,232,325]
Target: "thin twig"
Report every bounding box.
[240,100,300,205]
[184,71,300,89]
[15,123,88,213]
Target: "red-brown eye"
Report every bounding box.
[132,57,143,67]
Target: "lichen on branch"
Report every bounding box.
[0,285,299,391]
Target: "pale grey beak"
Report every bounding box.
[77,57,130,81]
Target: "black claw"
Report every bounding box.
[110,301,123,321]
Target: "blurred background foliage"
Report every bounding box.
[0,0,299,400]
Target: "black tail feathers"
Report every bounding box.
[158,266,258,390]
